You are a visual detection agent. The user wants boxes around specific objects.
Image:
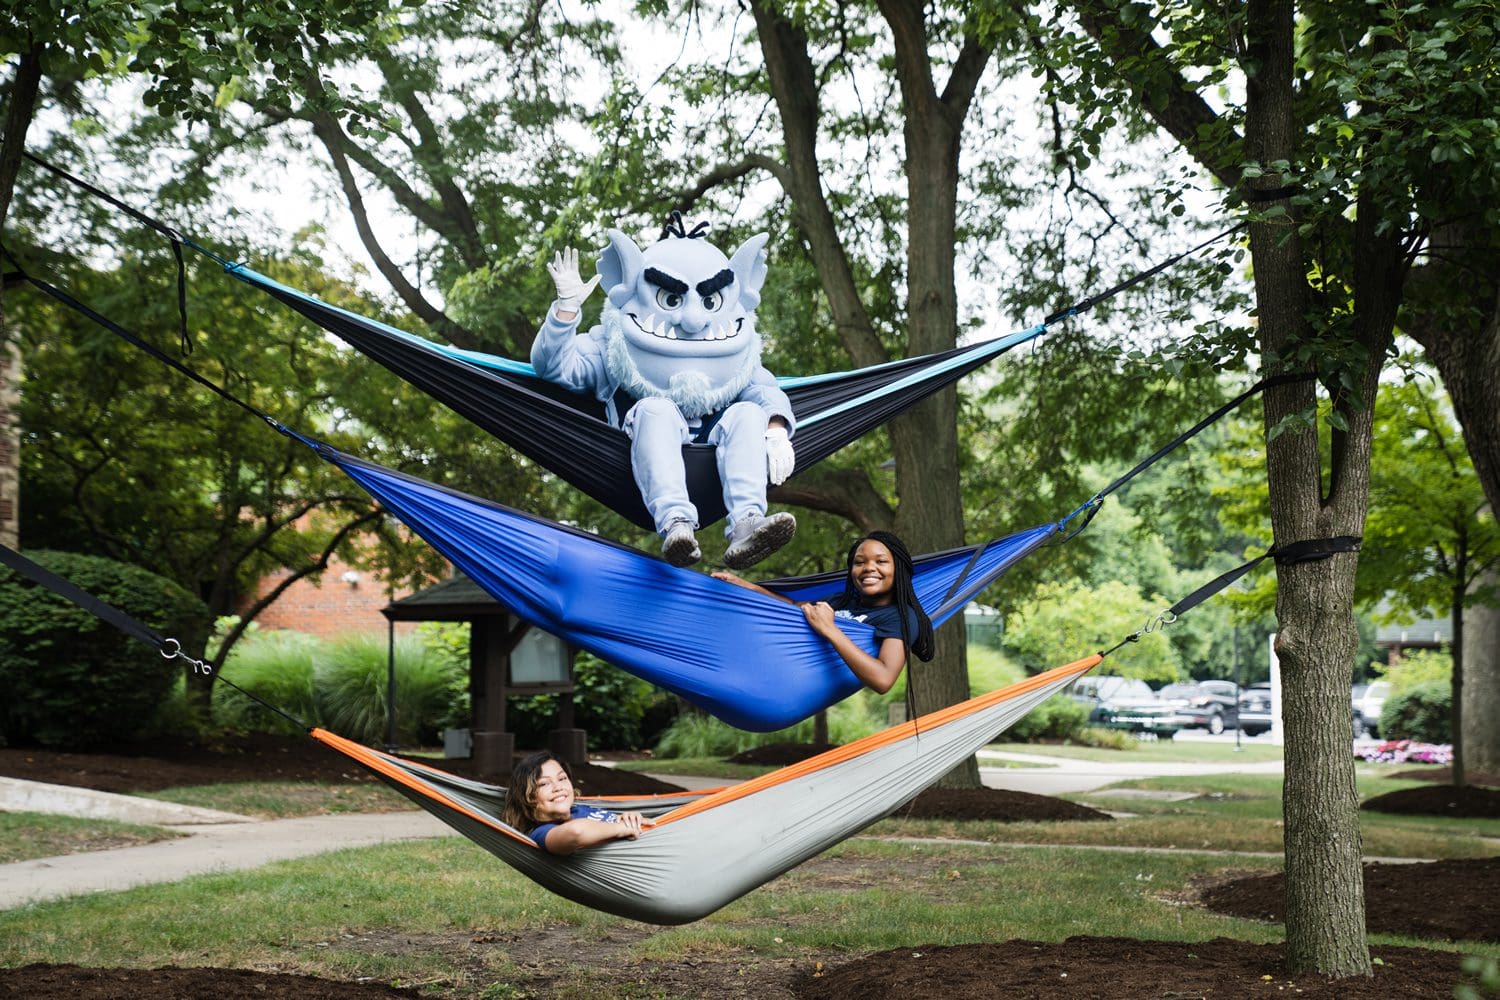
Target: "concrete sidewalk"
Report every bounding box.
[1,810,453,909]
[977,750,1285,796]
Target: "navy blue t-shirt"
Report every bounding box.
[529,803,620,851]
[834,601,918,645]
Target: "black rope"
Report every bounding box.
[1090,372,1315,504]
[0,246,299,443]
[0,542,312,733]
[22,152,236,354]
[1044,224,1245,326]
[1095,535,1361,658]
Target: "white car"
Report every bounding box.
[1353,681,1391,737]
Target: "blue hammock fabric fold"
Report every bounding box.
[231,265,1044,531]
[321,444,1059,731]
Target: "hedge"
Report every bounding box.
[0,550,210,748]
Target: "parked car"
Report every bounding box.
[1238,683,1273,736]
[1068,675,1183,739]
[1353,681,1391,737]
[1157,680,1240,734]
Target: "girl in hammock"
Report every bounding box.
[714,530,936,694]
[502,751,648,854]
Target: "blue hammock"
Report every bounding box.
[321,443,1060,731]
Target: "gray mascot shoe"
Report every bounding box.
[662,519,702,567]
[723,512,797,569]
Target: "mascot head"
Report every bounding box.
[595,214,770,414]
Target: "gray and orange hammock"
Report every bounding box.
[22,152,1238,531]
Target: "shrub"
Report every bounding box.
[1380,680,1452,744]
[314,632,461,745]
[0,550,209,748]
[214,630,322,736]
[1006,694,1090,742]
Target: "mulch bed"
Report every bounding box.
[1361,783,1500,818]
[729,742,1112,822]
[0,733,681,797]
[1199,857,1500,942]
[0,964,423,999]
[794,936,1482,999]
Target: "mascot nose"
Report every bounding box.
[679,298,711,335]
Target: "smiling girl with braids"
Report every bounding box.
[714,530,935,693]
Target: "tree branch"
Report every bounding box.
[210,507,386,667]
[750,0,887,369]
[770,466,894,533]
[665,154,789,215]
[302,82,480,348]
[1067,0,1241,188]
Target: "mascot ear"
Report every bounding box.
[727,233,770,310]
[598,229,644,309]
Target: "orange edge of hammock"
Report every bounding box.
[309,652,1101,843]
[651,653,1103,828]
[306,729,719,848]
[309,727,537,847]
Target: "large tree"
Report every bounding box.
[1055,0,1500,976]
[1361,379,1499,786]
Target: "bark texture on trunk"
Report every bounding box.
[752,0,988,786]
[1463,568,1500,775]
[0,46,43,552]
[1246,0,1373,977]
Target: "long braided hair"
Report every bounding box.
[829,530,935,662]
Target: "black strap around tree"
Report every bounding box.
[1097,535,1362,658]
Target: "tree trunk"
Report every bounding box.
[0,46,44,551]
[1463,566,1500,776]
[1246,0,1372,977]
[1451,565,1466,788]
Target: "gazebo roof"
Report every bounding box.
[381,572,509,621]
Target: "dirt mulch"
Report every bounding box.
[1199,857,1500,942]
[1361,783,1500,818]
[794,936,1480,999]
[0,964,423,999]
[892,787,1110,823]
[0,733,682,798]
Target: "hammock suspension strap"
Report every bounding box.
[1097,534,1362,658]
[0,541,313,733]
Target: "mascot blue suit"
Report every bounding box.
[532,216,797,568]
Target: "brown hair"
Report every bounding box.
[501,750,572,831]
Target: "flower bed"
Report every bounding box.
[1355,740,1453,765]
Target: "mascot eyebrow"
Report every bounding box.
[642,266,737,297]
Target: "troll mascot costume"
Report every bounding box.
[532,214,796,568]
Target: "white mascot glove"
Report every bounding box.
[547,248,602,315]
[765,425,795,485]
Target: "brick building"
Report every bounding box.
[239,556,426,639]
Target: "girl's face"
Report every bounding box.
[850,539,896,604]
[531,759,575,823]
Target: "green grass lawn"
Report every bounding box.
[4,756,1494,997]
[984,739,1287,764]
[0,811,182,863]
[1,834,1493,997]
[142,781,412,819]
[875,770,1496,860]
